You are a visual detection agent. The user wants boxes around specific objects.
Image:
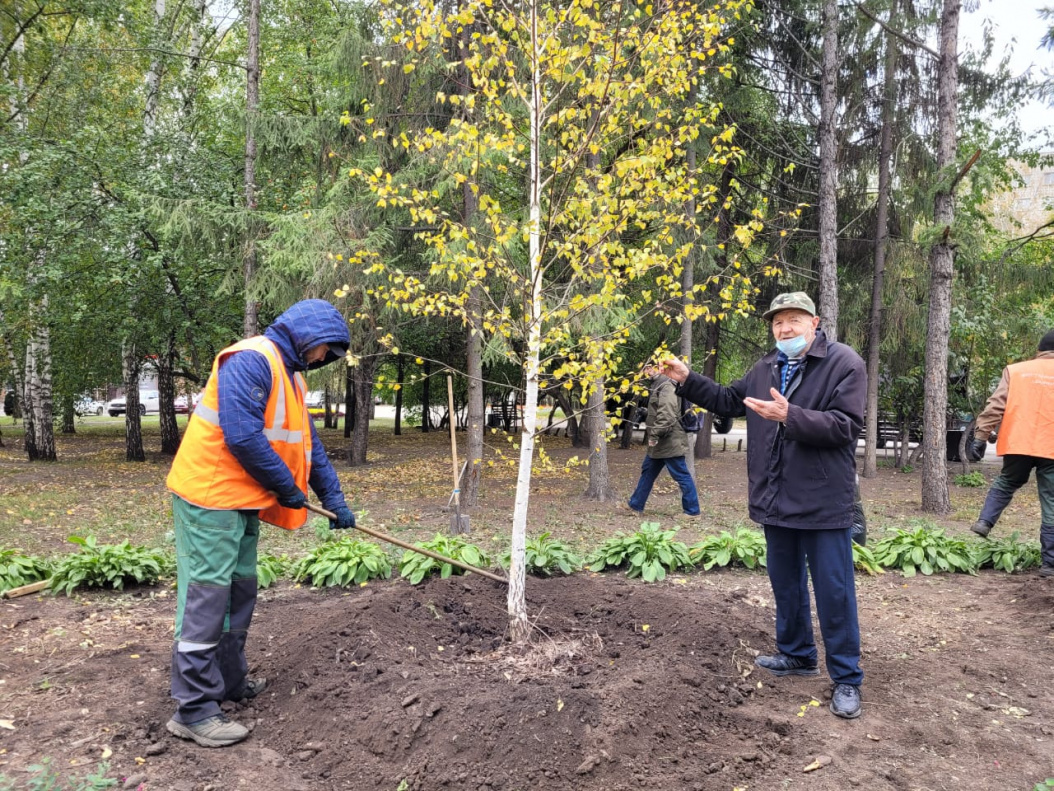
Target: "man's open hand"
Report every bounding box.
[743,387,789,422]
[657,357,689,383]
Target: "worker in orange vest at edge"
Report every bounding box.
[165,299,356,747]
[970,328,1054,580]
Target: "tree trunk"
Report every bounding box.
[583,377,614,501]
[123,341,145,462]
[421,359,432,432]
[921,0,960,515]
[61,397,75,435]
[862,16,898,479]
[816,0,840,339]
[696,320,721,460]
[394,353,404,435]
[25,295,55,462]
[242,0,261,337]
[158,334,181,455]
[509,2,541,642]
[697,161,733,461]
[681,144,697,477]
[343,365,353,438]
[347,357,377,466]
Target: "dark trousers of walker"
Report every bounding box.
[169,495,259,725]
[762,524,863,687]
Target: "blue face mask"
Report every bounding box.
[776,334,808,358]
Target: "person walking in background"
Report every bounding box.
[660,291,866,719]
[626,367,701,518]
[165,299,358,747]
[970,330,1054,578]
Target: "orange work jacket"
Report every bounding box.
[167,337,312,529]
[996,357,1054,461]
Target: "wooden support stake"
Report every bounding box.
[2,580,49,599]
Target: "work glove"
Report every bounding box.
[275,487,307,510]
[970,439,988,459]
[329,505,356,531]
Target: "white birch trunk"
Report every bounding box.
[507,0,542,643]
[143,0,165,138]
[26,293,55,461]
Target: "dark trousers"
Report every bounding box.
[628,455,700,515]
[980,454,1054,526]
[763,524,863,686]
[170,495,259,724]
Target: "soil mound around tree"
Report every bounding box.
[3,571,1053,790]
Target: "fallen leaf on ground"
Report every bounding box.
[803,755,832,773]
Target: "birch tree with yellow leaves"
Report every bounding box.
[348,0,775,640]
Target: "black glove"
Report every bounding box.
[275,487,307,510]
[329,505,356,530]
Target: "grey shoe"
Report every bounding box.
[830,683,862,719]
[1039,565,1054,578]
[970,520,993,538]
[227,677,267,702]
[754,652,820,677]
[166,714,249,747]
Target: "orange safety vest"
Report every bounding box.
[167,337,313,529]
[996,358,1054,461]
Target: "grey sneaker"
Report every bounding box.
[1039,565,1054,578]
[970,520,993,538]
[227,677,267,702]
[166,714,249,747]
[830,683,862,719]
[754,652,820,677]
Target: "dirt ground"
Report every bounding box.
[1,423,1053,790]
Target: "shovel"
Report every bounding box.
[446,374,471,534]
[303,501,506,584]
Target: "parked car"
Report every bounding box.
[74,395,105,417]
[305,391,344,419]
[108,390,161,417]
[174,396,190,414]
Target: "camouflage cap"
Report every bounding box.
[761,291,816,321]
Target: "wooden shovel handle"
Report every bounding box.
[303,502,506,585]
[2,579,49,599]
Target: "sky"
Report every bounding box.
[959,0,1052,144]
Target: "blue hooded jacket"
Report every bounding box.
[216,300,351,510]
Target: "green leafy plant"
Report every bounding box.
[399,534,490,584]
[872,525,977,577]
[688,528,767,570]
[293,537,391,587]
[953,471,986,487]
[257,553,291,589]
[1032,779,1054,791]
[499,532,580,576]
[852,542,885,576]
[48,536,174,596]
[971,532,1041,573]
[586,523,693,582]
[0,548,50,594]
[0,757,118,790]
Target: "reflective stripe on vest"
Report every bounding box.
[192,369,306,445]
[996,358,1054,460]
[166,337,312,529]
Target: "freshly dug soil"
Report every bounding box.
[2,569,1052,791]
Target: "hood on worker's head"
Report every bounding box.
[264,299,351,371]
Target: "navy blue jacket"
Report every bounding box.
[217,300,351,511]
[676,329,865,529]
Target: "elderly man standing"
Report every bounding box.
[165,299,357,747]
[970,329,1054,578]
[660,292,866,719]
